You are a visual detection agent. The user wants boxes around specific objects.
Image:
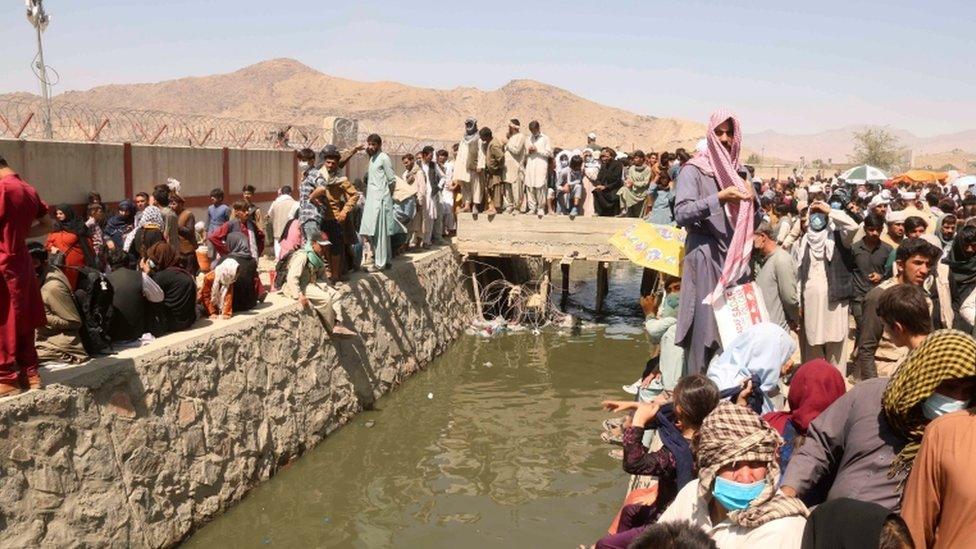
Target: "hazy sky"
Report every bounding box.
[2,0,974,136]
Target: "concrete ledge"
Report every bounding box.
[0,245,473,548]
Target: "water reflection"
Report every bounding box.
[185,264,648,548]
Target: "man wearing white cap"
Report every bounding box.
[868,193,890,218]
[900,190,938,235]
[502,119,526,214]
[882,209,907,249]
[585,132,600,153]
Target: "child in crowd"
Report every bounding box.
[596,374,721,548]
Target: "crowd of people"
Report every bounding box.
[418,117,685,222]
[4,107,976,548]
[588,110,976,549]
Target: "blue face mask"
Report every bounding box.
[712,476,765,511]
[658,292,680,318]
[304,242,325,270]
[922,392,969,420]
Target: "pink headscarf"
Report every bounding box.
[686,110,754,304]
[276,219,302,261]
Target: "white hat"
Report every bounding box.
[880,189,892,200]
[901,191,917,200]
[587,132,597,140]
[868,195,890,208]
[886,210,908,224]
[809,184,824,194]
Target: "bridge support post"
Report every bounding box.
[539,260,552,311]
[466,259,484,320]
[560,258,572,297]
[595,261,609,313]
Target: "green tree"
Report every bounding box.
[849,128,901,170]
[745,153,761,165]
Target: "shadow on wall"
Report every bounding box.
[0,247,473,547]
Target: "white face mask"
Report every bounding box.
[922,392,969,420]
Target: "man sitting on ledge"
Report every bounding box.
[282,230,355,337]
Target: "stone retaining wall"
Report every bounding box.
[0,247,472,548]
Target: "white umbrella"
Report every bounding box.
[952,175,976,194]
[839,164,888,185]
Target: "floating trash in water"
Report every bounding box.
[364,420,375,428]
[532,329,541,336]
[483,361,493,367]
[323,517,331,524]
[262,537,271,545]
[427,392,434,399]
[468,318,509,338]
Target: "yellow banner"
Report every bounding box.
[609,221,686,277]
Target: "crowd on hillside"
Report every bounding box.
[3,108,976,548]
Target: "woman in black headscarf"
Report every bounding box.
[222,232,263,312]
[44,204,96,290]
[104,199,137,250]
[146,242,197,334]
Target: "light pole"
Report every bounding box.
[25,0,53,139]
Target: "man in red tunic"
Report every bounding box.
[0,154,50,397]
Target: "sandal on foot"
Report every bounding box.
[601,431,623,446]
[602,417,625,431]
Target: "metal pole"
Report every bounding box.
[35,23,53,139]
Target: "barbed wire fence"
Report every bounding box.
[0,97,453,153]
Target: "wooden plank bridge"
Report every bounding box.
[454,213,640,313]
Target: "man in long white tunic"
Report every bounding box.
[452,118,484,213]
[793,201,860,370]
[502,119,527,214]
[524,120,552,216]
[437,148,456,234]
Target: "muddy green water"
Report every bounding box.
[186,266,647,548]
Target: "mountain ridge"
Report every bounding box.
[2,58,973,164]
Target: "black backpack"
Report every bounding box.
[73,266,115,355]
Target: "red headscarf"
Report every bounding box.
[764,359,846,435]
[686,110,754,304]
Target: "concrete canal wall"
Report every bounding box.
[0,247,473,548]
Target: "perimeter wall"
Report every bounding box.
[0,138,411,222]
[0,247,472,548]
